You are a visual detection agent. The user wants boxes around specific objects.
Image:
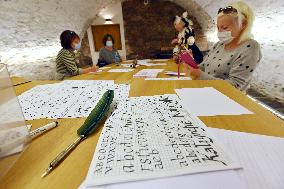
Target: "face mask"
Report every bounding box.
[217,31,234,43]
[74,42,81,50]
[106,41,113,47]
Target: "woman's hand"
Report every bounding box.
[181,49,192,55]
[182,62,201,80]
[189,67,201,80]
[90,65,99,72]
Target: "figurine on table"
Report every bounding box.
[172,11,204,64]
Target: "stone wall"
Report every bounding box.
[0,0,119,80]
[78,32,93,67]
[0,0,283,102]
[122,0,206,59]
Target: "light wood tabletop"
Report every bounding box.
[1,60,283,189]
[10,76,32,86]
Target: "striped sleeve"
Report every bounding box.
[61,50,80,76]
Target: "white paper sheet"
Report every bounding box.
[137,59,151,65]
[79,170,245,189]
[164,71,186,76]
[18,80,130,120]
[79,128,284,189]
[145,63,167,66]
[137,60,166,67]
[145,77,191,80]
[207,128,284,189]
[133,69,164,78]
[83,94,240,186]
[175,87,253,116]
[108,69,134,73]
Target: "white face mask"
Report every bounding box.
[217,31,234,43]
[74,42,81,50]
[106,41,113,47]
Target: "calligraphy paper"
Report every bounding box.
[133,69,164,78]
[145,77,191,80]
[18,80,129,120]
[84,94,240,186]
[108,69,134,73]
[79,128,284,189]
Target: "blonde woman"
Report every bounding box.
[187,1,261,91]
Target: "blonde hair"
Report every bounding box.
[218,1,255,44]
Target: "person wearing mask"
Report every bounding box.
[185,1,261,91]
[98,34,121,65]
[55,30,98,80]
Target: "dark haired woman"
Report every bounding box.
[55,30,98,80]
[98,34,121,65]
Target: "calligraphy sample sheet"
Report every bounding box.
[108,69,134,73]
[84,94,240,186]
[145,77,191,80]
[137,60,167,67]
[18,80,130,120]
[79,128,284,189]
[133,69,164,78]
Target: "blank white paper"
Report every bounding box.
[175,87,253,116]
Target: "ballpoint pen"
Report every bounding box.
[41,90,114,178]
[30,121,58,139]
[0,121,58,156]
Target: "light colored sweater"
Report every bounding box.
[199,39,262,91]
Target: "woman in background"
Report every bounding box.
[55,30,98,80]
[186,1,261,91]
[98,34,121,65]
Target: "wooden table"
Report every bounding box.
[10,76,31,86]
[1,60,283,189]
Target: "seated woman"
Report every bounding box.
[55,30,98,80]
[98,34,121,65]
[186,1,262,91]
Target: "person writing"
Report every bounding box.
[98,34,121,65]
[55,30,98,80]
[185,1,261,91]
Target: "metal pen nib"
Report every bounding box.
[41,167,53,178]
[41,136,85,178]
